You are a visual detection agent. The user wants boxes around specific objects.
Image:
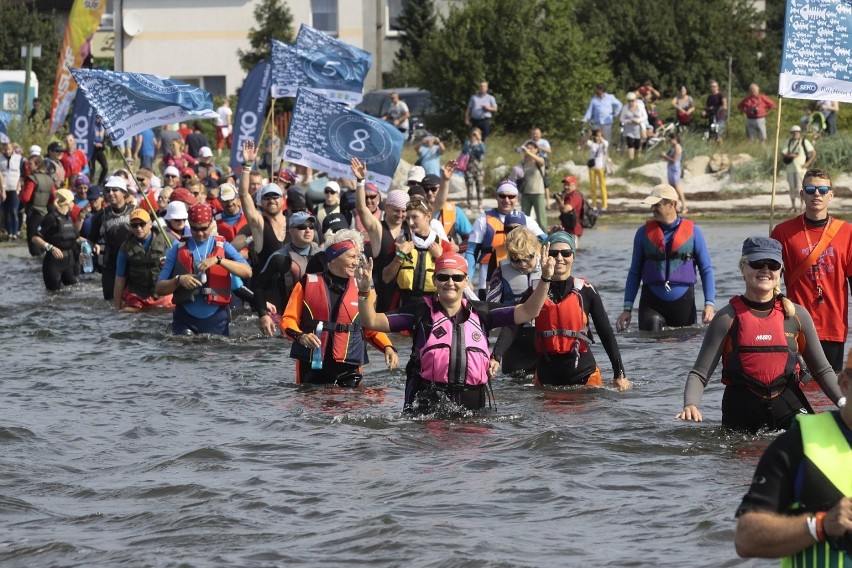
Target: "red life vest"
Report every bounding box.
[291,272,367,366]
[722,295,798,395]
[174,236,232,305]
[216,212,248,242]
[643,218,694,257]
[535,278,592,357]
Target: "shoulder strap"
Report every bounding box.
[786,218,844,287]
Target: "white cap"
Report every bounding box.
[324,181,341,193]
[218,183,237,202]
[29,145,41,156]
[626,92,637,101]
[790,125,802,132]
[164,200,188,221]
[641,183,680,205]
[105,175,128,192]
[164,165,180,177]
[407,165,425,184]
[199,146,213,158]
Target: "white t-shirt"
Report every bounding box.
[216,105,232,128]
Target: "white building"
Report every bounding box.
[103,0,433,97]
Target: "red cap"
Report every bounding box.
[434,252,468,273]
[188,203,213,225]
[169,187,198,206]
[181,167,196,177]
[562,176,578,185]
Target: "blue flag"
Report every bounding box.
[283,88,403,191]
[230,59,272,175]
[779,0,852,101]
[68,68,219,144]
[69,90,97,160]
[270,24,372,103]
[0,112,9,137]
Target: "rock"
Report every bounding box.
[707,153,732,173]
[493,156,505,167]
[392,158,413,188]
[729,153,754,167]
[491,165,511,179]
[448,174,467,197]
[627,162,667,185]
[686,155,710,175]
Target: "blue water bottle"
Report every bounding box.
[80,241,94,274]
[311,322,324,370]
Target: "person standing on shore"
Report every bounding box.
[465,82,498,140]
[771,168,852,371]
[737,83,777,142]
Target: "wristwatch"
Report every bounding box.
[216,255,223,265]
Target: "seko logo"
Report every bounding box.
[285,149,303,160]
[791,81,818,94]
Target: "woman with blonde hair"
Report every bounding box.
[677,237,845,432]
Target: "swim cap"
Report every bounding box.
[434,252,467,273]
[547,231,576,251]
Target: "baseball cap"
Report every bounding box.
[260,183,284,200]
[641,184,680,205]
[503,210,526,228]
[278,170,298,184]
[47,141,65,153]
[54,188,75,207]
[86,186,102,200]
[29,145,41,156]
[218,183,237,202]
[407,165,426,184]
[790,125,802,132]
[169,187,198,206]
[322,212,349,234]
[199,146,213,158]
[562,175,578,185]
[434,252,468,273]
[364,183,380,195]
[289,210,317,227]
[742,236,783,264]
[181,167,195,177]
[129,209,151,223]
[163,165,180,177]
[421,174,441,187]
[164,200,188,221]
[104,175,128,192]
[626,92,637,101]
[324,181,341,194]
[74,174,90,187]
[407,184,426,198]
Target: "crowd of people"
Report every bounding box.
[5,94,852,562]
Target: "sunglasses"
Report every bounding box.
[169,218,186,223]
[105,187,123,193]
[190,225,209,232]
[549,249,574,258]
[324,190,337,195]
[262,194,281,200]
[496,194,515,200]
[136,178,147,183]
[803,185,831,195]
[435,273,466,282]
[295,224,315,231]
[130,222,147,228]
[365,194,379,200]
[424,186,439,193]
[164,174,178,178]
[510,253,535,263]
[748,259,782,271]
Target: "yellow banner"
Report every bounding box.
[50,0,107,133]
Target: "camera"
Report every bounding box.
[515,146,525,153]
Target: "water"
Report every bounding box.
[0,221,829,567]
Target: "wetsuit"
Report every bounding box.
[683,295,842,432]
[252,241,319,318]
[37,209,79,291]
[89,203,136,300]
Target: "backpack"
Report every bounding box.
[579,198,598,229]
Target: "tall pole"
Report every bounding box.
[23,42,33,120]
[375,0,383,90]
[727,56,733,128]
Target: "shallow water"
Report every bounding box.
[0,221,838,567]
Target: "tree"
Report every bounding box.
[413,0,610,136]
[0,1,62,109]
[238,0,295,72]
[387,0,437,86]
[573,0,772,99]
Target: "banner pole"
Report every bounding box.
[255,101,274,179]
[118,151,173,248]
[769,96,784,235]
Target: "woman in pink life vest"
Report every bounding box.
[677,236,845,432]
[357,251,554,413]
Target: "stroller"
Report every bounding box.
[803,110,828,140]
[644,119,676,152]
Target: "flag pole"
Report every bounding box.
[769,96,784,235]
[254,101,275,179]
[118,151,173,248]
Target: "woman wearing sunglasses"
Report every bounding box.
[677,237,845,432]
[357,251,554,413]
[526,231,630,390]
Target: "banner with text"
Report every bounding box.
[69,90,97,160]
[780,0,852,102]
[69,68,219,145]
[230,59,272,174]
[283,88,403,191]
[50,0,106,133]
[270,24,372,103]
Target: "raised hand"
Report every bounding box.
[350,158,367,180]
[242,140,257,163]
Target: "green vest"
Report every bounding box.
[782,413,852,568]
[121,231,169,298]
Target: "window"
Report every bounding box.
[311,0,338,36]
[386,0,406,37]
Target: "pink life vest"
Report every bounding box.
[418,296,491,387]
